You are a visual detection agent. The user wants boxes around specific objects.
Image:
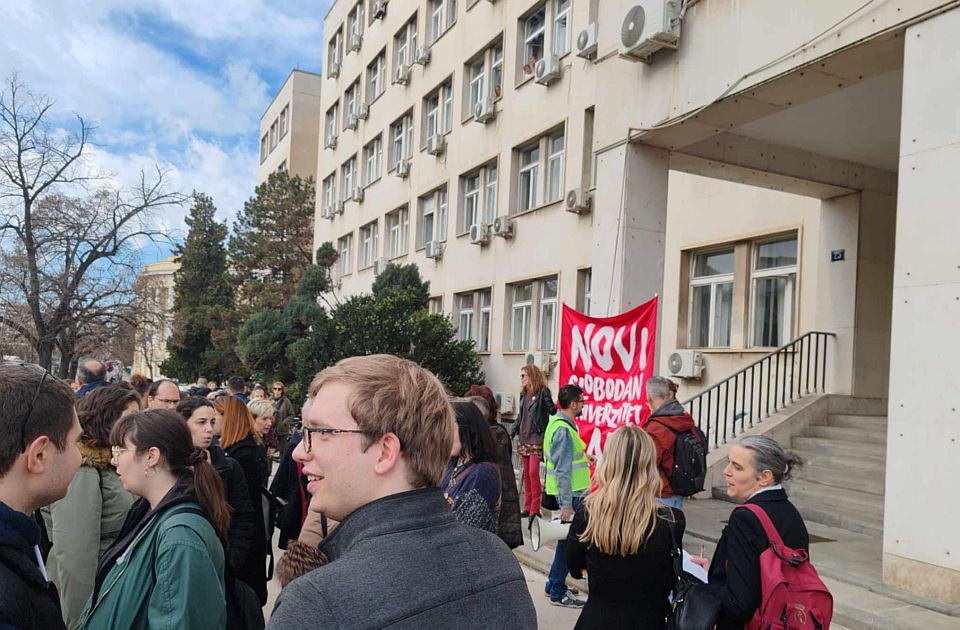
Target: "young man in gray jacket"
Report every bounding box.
[267,355,536,630]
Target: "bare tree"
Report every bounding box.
[0,74,185,374]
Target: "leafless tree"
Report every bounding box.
[0,74,185,375]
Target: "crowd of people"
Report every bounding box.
[0,355,823,630]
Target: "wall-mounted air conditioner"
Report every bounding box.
[667,349,704,379]
[619,1,682,62]
[534,52,561,86]
[492,215,514,238]
[565,188,593,215]
[469,224,490,245]
[425,240,443,260]
[576,23,598,60]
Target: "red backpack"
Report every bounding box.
[737,504,833,630]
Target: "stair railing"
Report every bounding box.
[681,331,835,449]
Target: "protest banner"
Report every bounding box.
[558,296,658,458]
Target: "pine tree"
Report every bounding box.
[228,171,316,315]
[162,193,241,380]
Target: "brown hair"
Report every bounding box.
[0,364,76,476]
[77,384,142,448]
[110,409,231,539]
[128,373,151,399]
[307,354,454,487]
[464,384,498,424]
[214,395,259,448]
[521,364,548,396]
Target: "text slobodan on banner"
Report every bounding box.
[558,296,658,459]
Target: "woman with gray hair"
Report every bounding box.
[690,435,813,630]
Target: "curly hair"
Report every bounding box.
[77,384,143,448]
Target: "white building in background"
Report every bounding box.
[305,0,960,611]
[132,256,179,379]
[259,70,323,184]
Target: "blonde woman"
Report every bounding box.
[565,425,684,630]
[509,364,556,518]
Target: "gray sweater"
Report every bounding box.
[267,487,536,630]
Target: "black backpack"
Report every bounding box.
[650,420,708,497]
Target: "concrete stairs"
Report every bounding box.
[713,409,888,537]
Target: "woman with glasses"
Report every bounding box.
[41,384,140,628]
[441,401,502,534]
[214,395,269,606]
[564,425,683,630]
[76,409,230,629]
[509,364,556,519]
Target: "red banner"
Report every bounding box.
[558,296,658,458]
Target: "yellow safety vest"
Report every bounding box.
[543,414,591,496]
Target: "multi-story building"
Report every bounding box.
[258,70,323,184]
[132,256,179,379]
[311,0,960,612]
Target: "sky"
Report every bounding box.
[0,0,331,262]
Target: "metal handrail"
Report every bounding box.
[681,331,835,449]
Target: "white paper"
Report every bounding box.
[682,550,709,583]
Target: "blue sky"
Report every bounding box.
[0,0,331,262]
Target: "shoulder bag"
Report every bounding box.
[665,515,720,630]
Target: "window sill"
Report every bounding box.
[685,347,792,354]
[367,92,384,108]
[513,198,562,218]
[502,351,530,356]
[387,252,407,261]
[430,24,455,47]
[515,73,535,89]
[363,176,381,189]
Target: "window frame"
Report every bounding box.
[366,50,387,104]
[359,220,379,270]
[552,0,571,56]
[520,4,546,81]
[423,79,454,143]
[340,156,357,200]
[749,236,799,348]
[509,282,534,352]
[385,205,410,259]
[394,15,419,71]
[279,105,289,139]
[514,127,566,215]
[324,102,339,146]
[343,81,360,128]
[337,233,353,277]
[362,136,383,186]
[429,0,457,43]
[348,2,365,52]
[458,161,498,234]
[259,133,268,163]
[688,248,735,349]
[322,173,338,210]
[417,186,449,248]
[327,29,344,77]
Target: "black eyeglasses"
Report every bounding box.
[301,426,376,453]
[1,362,49,453]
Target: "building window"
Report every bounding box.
[363,136,382,186]
[259,134,268,163]
[456,293,474,343]
[455,289,496,352]
[344,81,360,127]
[269,120,278,150]
[577,268,592,315]
[279,105,289,139]
[509,282,533,351]
[538,276,559,351]
[394,15,418,70]
[521,5,546,79]
[324,102,339,146]
[418,186,448,248]
[552,0,571,55]
[584,107,596,188]
[322,173,337,210]
[340,157,357,200]
[751,237,798,347]
[468,58,485,114]
[328,29,343,76]
[348,2,365,52]
[366,50,387,103]
[429,296,444,315]
[359,220,379,269]
[478,289,492,351]
[385,206,409,258]
[276,160,287,173]
[465,39,503,116]
[337,234,353,276]
[515,128,565,213]
[690,249,734,348]
[459,161,498,232]
[389,110,415,168]
[429,0,457,42]
[424,80,454,141]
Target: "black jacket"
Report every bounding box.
[210,445,256,571]
[510,388,557,438]
[566,506,684,630]
[488,422,523,548]
[0,501,65,630]
[706,488,810,630]
[268,433,309,549]
[225,434,269,605]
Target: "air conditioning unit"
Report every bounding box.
[425,240,443,260]
[324,135,338,150]
[492,215,514,238]
[357,104,369,120]
[394,65,411,85]
[395,160,411,177]
[619,1,682,62]
[525,351,554,375]
[414,46,431,66]
[345,114,359,130]
[373,257,389,275]
[335,200,345,215]
[494,392,515,415]
[321,205,334,220]
[348,34,362,53]
[534,52,561,86]
[468,223,490,245]
[328,61,341,79]
[426,134,446,156]
[373,0,388,19]
[351,187,365,202]
[667,349,704,379]
[565,188,593,215]
[576,22,599,60]
[473,97,496,123]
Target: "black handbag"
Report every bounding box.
[665,518,721,630]
[540,491,560,512]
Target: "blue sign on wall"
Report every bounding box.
[831,249,845,262]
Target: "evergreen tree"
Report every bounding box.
[228,171,316,315]
[162,193,241,380]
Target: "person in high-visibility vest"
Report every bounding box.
[542,384,591,608]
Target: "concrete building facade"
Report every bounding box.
[131,256,179,379]
[259,70,323,184]
[311,0,960,607]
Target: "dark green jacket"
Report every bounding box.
[76,502,226,630]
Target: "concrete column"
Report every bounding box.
[590,143,669,318]
[883,6,960,603]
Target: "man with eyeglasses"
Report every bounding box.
[145,379,182,410]
[267,354,535,630]
[0,362,83,629]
